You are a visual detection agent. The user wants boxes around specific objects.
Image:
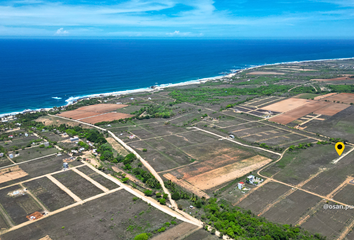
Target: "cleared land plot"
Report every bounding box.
[261,98,309,112]
[0,158,13,168]
[319,93,354,105]
[23,177,76,211]
[301,201,354,240]
[162,131,218,148]
[314,93,337,100]
[333,184,354,206]
[262,190,321,225]
[52,170,103,200]
[262,144,341,185]
[12,147,58,163]
[237,182,291,215]
[77,166,119,190]
[269,101,330,125]
[57,104,132,124]
[0,213,9,230]
[186,155,271,190]
[302,151,354,196]
[1,190,181,240]
[0,135,39,150]
[294,93,319,99]
[150,222,198,240]
[182,228,220,240]
[41,132,68,142]
[116,105,143,114]
[0,154,81,189]
[0,185,43,225]
[313,102,350,116]
[0,166,28,184]
[303,106,354,142]
[82,112,133,124]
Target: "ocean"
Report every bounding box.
[1,39,354,116]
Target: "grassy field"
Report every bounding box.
[12,147,58,163]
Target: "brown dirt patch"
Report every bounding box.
[26,211,43,221]
[318,93,354,105]
[186,156,271,190]
[163,173,209,199]
[82,112,133,124]
[311,76,354,81]
[177,146,254,179]
[39,236,53,240]
[313,103,350,116]
[269,101,330,124]
[106,137,129,155]
[57,104,129,121]
[36,115,91,128]
[0,166,28,184]
[313,93,337,100]
[261,98,309,113]
[247,71,285,75]
[150,222,199,240]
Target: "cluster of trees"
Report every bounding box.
[289,142,313,151]
[133,104,175,119]
[169,85,293,104]
[202,199,325,240]
[257,143,284,152]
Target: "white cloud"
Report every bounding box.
[166,30,203,37]
[55,28,68,35]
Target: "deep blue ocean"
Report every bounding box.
[1,39,354,116]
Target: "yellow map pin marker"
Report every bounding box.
[335,142,345,156]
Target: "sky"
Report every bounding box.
[0,0,354,38]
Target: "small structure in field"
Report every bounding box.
[8,135,14,139]
[26,211,44,221]
[70,137,79,142]
[0,153,3,157]
[238,182,244,190]
[128,134,136,140]
[25,133,28,137]
[9,154,13,159]
[44,142,49,147]
[63,162,69,170]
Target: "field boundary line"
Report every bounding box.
[332,147,354,164]
[233,178,271,206]
[193,127,281,156]
[0,164,85,191]
[46,175,82,202]
[257,188,296,216]
[71,168,109,193]
[337,218,354,240]
[20,183,49,213]
[326,176,353,199]
[0,153,58,171]
[1,187,123,235]
[0,203,14,228]
[295,199,326,226]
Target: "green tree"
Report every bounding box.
[134,233,149,240]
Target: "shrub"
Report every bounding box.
[165,222,170,227]
[159,198,166,205]
[156,192,162,198]
[178,204,183,210]
[142,148,147,152]
[122,177,129,183]
[171,192,180,200]
[132,197,139,201]
[211,228,216,235]
[171,221,177,225]
[144,190,153,196]
[163,193,168,199]
[134,233,149,240]
[157,227,166,232]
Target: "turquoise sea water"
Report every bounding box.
[1,39,354,115]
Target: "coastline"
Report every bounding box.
[1,56,353,118]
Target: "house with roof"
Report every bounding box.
[238,182,244,190]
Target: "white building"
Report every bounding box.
[9,154,14,159]
[238,182,244,190]
[0,153,4,157]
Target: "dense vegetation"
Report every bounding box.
[169,85,293,104]
[202,199,325,240]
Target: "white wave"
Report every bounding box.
[52,97,62,100]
